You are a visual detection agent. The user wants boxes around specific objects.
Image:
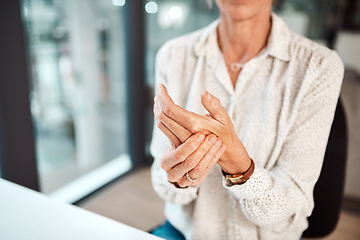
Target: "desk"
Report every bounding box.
[0,179,163,240]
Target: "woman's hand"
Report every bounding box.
[160,133,226,187]
[154,94,192,148]
[155,84,251,174]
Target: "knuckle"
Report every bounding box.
[194,164,205,174]
[205,150,216,160]
[214,97,221,106]
[185,128,192,136]
[154,109,160,119]
[183,159,197,170]
[178,132,189,143]
[198,147,208,157]
[215,146,226,158]
[177,179,187,188]
[213,151,222,159]
[154,105,160,118]
[209,152,216,161]
[190,121,200,132]
[158,111,166,121]
[156,121,163,130]
[200,141,212,152]
[207,162,213,169]
[160,160,166,170]
[220,144,226,153]
[174,151,184,162]
[209,144,219,155]
[172,140,180,149]
[163,105,172,117]
[189,138,201,149]
[167,173,176,182]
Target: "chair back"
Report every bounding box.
[302,99,348,238]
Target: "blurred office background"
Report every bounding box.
[0,0,359,238]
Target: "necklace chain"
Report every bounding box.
[217,27,246,72]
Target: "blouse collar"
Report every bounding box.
[193,13,291,63]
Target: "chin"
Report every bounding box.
[216,0,272,21]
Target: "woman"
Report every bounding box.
[151,0,344,239]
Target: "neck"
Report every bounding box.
[218,12,272,64]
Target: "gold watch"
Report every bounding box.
[222,158,255,187]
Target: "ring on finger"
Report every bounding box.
[186,172,199,183]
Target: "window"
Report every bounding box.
[22,0,131,202]
[146,0,218,86]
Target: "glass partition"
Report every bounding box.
[146,0,219,86]
[22,0,130,202]
[145,0,352,86]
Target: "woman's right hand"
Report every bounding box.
[160,133,226,188]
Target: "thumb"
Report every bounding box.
[158,84,174,103]
[201,91,229,124]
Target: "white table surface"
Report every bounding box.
[0,179,163,240]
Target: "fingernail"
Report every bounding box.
[206,92,212,102]
[208,135,216,144]
[196,133,204,142]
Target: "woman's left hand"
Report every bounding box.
[155,84,251,174]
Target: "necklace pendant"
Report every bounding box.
[230,62,243,71]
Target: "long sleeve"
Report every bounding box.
[223,51,344,232]
[150,43,200,205]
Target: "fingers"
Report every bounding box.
[201,91,229,124]
[154,97,182,148]
[188,135,222,177]
[157,121,182,148]
[161,133,227,188]
[154,96,192,143]
[160,133,205,171]
[187,141,226,186]
[157,84,211,134]
[210,143,226,168]
[178,137,226,188]
[169,134,218,181]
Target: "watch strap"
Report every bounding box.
[222,158,255,186]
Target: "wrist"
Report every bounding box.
[219,148,251,174]
[219,156,251,174]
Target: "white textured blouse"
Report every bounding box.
[150,13,344,240]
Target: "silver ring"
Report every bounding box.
[186,172,199,183]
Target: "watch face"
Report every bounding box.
[224,177,246,187]
[224,179,233,187]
